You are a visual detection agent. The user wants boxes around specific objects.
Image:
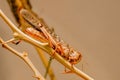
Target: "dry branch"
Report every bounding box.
[0,37,45,80]
[0,8,94,80]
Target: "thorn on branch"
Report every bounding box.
[12,39,21,45]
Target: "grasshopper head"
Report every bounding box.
[68,50,82,65]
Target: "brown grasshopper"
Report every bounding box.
[20,8,82,66]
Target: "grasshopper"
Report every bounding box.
[20,8,82,66]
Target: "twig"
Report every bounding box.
[0,37,45,80]
[0,9,94,80]
[35,47,56,80]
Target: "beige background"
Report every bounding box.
[0,0,120,80]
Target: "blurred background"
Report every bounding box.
[0,0,120,80]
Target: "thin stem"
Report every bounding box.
[35,47,56,80]
[44,57,53,78]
